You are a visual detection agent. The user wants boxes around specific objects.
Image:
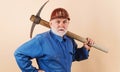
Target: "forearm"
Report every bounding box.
[74,46,89,61]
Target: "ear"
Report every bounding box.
[49,21,52,27]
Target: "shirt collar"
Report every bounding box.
[49,30,67,42]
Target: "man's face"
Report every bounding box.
[50,18,69,37]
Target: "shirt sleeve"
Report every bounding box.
[14,36,43,72]
[72,39,90,61]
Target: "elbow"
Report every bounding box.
[14,49,18,58]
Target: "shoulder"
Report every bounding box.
[65,35,77,46]
[33,31,50,41]
[65,35,74,41]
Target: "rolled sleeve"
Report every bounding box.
[71,39,90,61]
[74,47,89,61]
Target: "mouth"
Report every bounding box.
[59,29,64,31]
[58,28,65,32]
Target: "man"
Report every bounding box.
[14,8,94,72]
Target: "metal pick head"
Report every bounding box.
[30,0,49,38]
[36,0,49,16]
[30,23,36,38]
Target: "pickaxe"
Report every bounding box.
[30,0,108,53]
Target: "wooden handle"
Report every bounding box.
[30,15,108,53]
[66,31,108,53]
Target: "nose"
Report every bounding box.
[58,22,64,28]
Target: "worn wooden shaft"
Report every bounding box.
[30,15,108,53]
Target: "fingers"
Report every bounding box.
[86,37,94,47]
[83,37,95,50]
[38,70,45,72]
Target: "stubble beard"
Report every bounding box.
[51,27,67,37]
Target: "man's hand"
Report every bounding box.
[83,37,94,50]
[38,69,45,72]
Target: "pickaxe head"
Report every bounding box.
[30,0,49,38]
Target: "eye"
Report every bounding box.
[63,20,68,24]
[56,20,60,24]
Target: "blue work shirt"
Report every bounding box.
[14,30,89,72]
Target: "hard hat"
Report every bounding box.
[50,8,70,21]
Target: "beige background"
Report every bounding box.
[0,0,120,72]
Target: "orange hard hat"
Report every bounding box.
[50,8,70,21]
